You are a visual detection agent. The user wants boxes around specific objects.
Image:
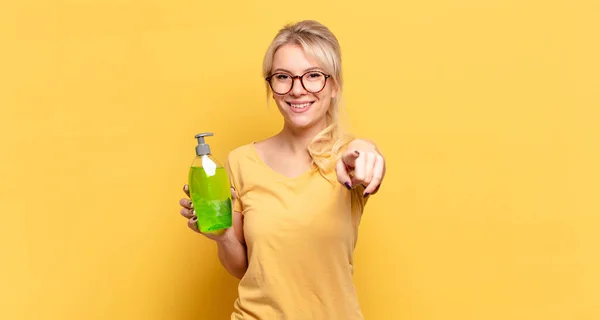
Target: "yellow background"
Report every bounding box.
[1,0,598,319]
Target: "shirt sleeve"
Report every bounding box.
[225,153,244,213]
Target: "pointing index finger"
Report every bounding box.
[342,150,360,167]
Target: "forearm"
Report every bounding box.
[216,233,248,279]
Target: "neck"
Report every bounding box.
[276,120,327,155]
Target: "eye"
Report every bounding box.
[307,72,323,79]
[274,74,290,80]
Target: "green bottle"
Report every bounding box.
[188,132,232,234]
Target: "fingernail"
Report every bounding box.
[192,210,196,216]
[191,216,197,222]
[344,182,352,190]
[184,185,188,191]
[363,192,370,198]
[189,201,193,208]
[355,150,360,156]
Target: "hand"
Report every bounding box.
[336,140,386,197]
[179,184,237,242]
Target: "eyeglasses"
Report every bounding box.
[265,70,331,95]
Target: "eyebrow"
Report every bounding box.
[271,67,323,74]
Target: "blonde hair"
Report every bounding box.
[262,20,354,178]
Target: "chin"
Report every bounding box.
[284,116,323,131]
[285,118,312,130]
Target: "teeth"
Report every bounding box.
[290,102,311,109]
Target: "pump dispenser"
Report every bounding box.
[188,132,232,234]
[195,133,211,156]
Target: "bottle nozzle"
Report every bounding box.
[194,132,213,155]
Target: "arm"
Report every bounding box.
[215,211,248,279]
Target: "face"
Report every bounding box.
[268,44,337,131]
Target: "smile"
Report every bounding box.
[286,101,315,113]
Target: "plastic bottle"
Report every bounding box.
[188,132,232,234]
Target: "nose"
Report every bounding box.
[289,76,307,97]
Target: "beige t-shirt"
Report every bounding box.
[225,143,368,320]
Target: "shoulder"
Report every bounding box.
[227,135,277,166]
[226,143,254,163]
[225,143,257,177]
[224,143,254,189]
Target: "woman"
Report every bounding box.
[179,20,386,319]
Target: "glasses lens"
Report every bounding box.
[269,73,292,94]
[302,72,326,93]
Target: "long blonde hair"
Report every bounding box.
[262,20,354,177]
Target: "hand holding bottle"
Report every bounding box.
[179,183,237,242]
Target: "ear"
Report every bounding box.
[331,84,338,99]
